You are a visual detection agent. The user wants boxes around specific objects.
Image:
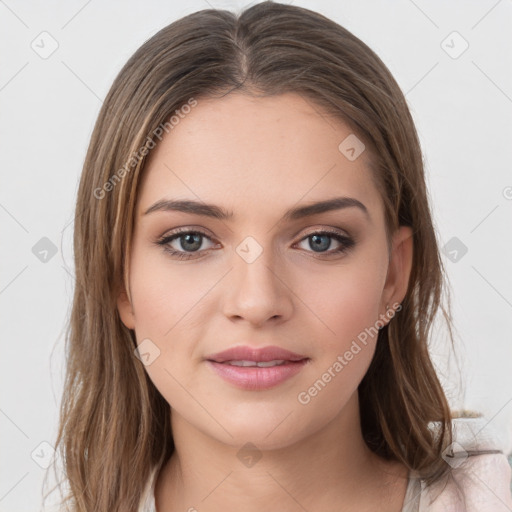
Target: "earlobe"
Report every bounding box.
[117,287,136,330]
[381,226,414,315]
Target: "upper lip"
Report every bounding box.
[206,345,308,363]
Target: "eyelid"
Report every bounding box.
[157,225,217,244]
[294,225,352,239]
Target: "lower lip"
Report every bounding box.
[206,359,309,390]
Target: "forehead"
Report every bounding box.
[137,92,383,222]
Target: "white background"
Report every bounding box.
[1,0,511,510]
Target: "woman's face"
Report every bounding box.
[117,92,412,449]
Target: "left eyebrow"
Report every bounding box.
[142,196,370,221]
[283,196,370,222]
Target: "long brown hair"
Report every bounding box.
[46,2,455,510]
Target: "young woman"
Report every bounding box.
[48,2,512,511]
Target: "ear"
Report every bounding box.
[380,225,413,317]
[117,283,136,330]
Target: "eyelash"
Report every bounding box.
[155,227,355,260]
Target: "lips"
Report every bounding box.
[205,345,310,390]
[206,345,308,364]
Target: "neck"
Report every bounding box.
[155,392,409,512]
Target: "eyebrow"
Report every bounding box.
[143,196,370,222]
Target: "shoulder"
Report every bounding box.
[416,416,512,511]
[138,465,159,512]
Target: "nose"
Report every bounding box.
[221,244,294,327]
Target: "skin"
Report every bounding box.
[117,92,414,512]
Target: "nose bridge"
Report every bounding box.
[222,233,292,325]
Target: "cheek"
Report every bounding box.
[129,247,206,339]
[303,256,387,352]
[127,249,206,402]
[293,259,387,413]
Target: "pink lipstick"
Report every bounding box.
[205,345,309,390]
